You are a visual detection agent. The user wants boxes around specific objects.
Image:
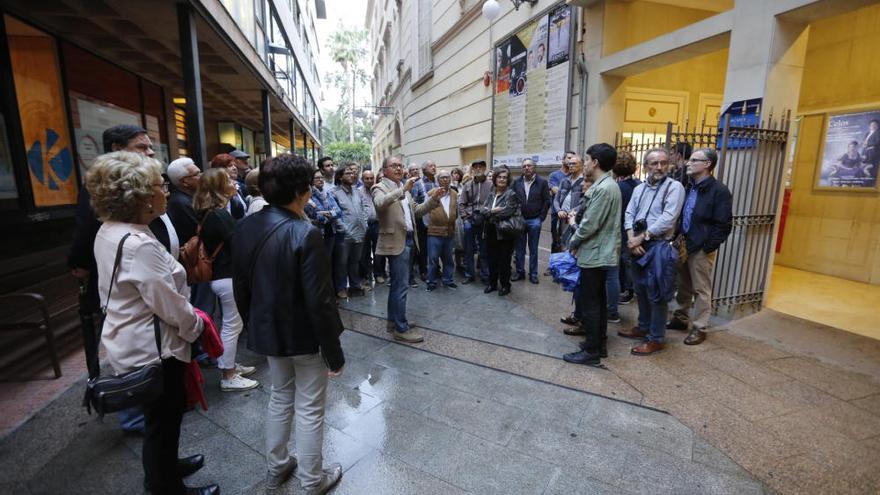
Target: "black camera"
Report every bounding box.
[633,218,648,234]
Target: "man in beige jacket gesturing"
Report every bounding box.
[372,154,444,343]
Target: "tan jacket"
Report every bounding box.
[371,177,439,256]
[427,190,458,237]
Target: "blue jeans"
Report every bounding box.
[463,220,489,282]
[620,250,634,292]
[427,235,454,286]
[514,217,543,277]
[633,262,667,343]
[118,406,145,433]
[605,265,620,315]
[387,234,414,332]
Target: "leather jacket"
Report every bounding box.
[231,205,345,371]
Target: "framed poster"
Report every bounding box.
[815,109,880,191]
[491,3,573,168]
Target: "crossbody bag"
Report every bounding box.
[83,233,165,417]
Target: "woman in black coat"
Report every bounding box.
[480,166,521,296]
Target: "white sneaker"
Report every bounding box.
[235,363,256,377]
[221,374,259,392]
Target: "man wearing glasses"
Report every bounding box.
[618,148,685,355]
[667,148,732,345]
[371,155,444,343]
[166,157,202,243]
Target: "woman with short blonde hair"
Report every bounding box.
[88,151,216,494]
[192,168,259,391]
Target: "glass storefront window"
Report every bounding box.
[6,15,77,207]
[0,113,19,201]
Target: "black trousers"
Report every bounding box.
[485,224,515,289]
[143,358,187,494]
[78,274,101,379]
[579,267,608,354]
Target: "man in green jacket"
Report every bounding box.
[563,143,622,365]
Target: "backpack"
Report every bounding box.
[179,211,223,284]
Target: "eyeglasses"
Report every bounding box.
[389,163,404,169]
[184,171,201,179]
[646,160,669,167]
[154,181,169,193]
[687,158,710,164]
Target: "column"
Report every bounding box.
[177,3,207,168]
[262,89,272,157]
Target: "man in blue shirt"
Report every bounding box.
[668,148,733,345]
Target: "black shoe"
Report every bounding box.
[529,276,539,284]
[578,341,608,358]
[409,281,419,288]
[185,485,219,495]
[608,312,621,323]
[178,454,205,478]
[426,284,437,292]
[420,272,428,282]
[619,290,634,305]
[484,285,497,294]
[348,288,366,297]
[498,286,511,296]
[462,277,475,285]
[145,455,206,491]
[444,282,458,289]
[560,314,580,326]
[667,318,690,331]
[511,273,525,282]
[563,350,601,365]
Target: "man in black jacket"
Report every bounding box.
[668,148,733,345]
[512,158,551,283]
[165,157,201,242]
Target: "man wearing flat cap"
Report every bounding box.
[229,149,251,195]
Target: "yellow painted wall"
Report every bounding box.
[621,48,728,132]
[602,1,723,57]
[776,4,880,285]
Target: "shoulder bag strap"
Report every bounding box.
[102,233,132,315]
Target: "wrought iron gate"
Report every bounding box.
[614,113,791,315]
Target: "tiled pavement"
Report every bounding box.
[338,249,880,494]
[0,330,763,494]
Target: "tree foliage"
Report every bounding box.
[321,107,371,144]
[325,23,370,142]
[323,141,372,165]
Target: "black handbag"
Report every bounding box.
[497,213,525,239]
[83,233,165,417]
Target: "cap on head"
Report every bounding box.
[229,150,250,159]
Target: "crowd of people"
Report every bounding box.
[67,123,733,494]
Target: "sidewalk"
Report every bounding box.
[0,330,761,494]
[339,250,880,494]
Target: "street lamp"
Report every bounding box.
[482,0,500,20]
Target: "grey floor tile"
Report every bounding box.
[543,468,631,495]
[423,430,557,495]
[332,451,468,495]
[341,403,464,470]
[179,426,266,494]
[423,387,527,446]
[323,380,384,430]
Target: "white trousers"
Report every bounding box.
[265,353,329,488]
[210,278,243,370]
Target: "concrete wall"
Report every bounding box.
[775,4,880,285]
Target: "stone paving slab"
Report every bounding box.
[0,329,761,494]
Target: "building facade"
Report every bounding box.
[368,0,880,332]
[0,0,324,260]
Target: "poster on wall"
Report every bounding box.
[816,109,880,190]
[71,95,142,177]
[8,33,78,207]
[492,4,572,168]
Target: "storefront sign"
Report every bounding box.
[492,4,572,168]
[815,109,880,191]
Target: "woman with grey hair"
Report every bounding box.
[88,151,217,495]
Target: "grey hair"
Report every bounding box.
[167,157,195,188]
[693,147,718,169]
[381,154,404,171]
[421,160,435,172]
[87,151,162,222]
[642,148,668,165]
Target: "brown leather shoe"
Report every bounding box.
[617,326,647,339]
[631,341,664,355]
[684,329,706,345]
[563,326,586,336]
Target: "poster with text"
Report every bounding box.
[492,4,572,168]
[816,109,880,190]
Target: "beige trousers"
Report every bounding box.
[673,249,717,330]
